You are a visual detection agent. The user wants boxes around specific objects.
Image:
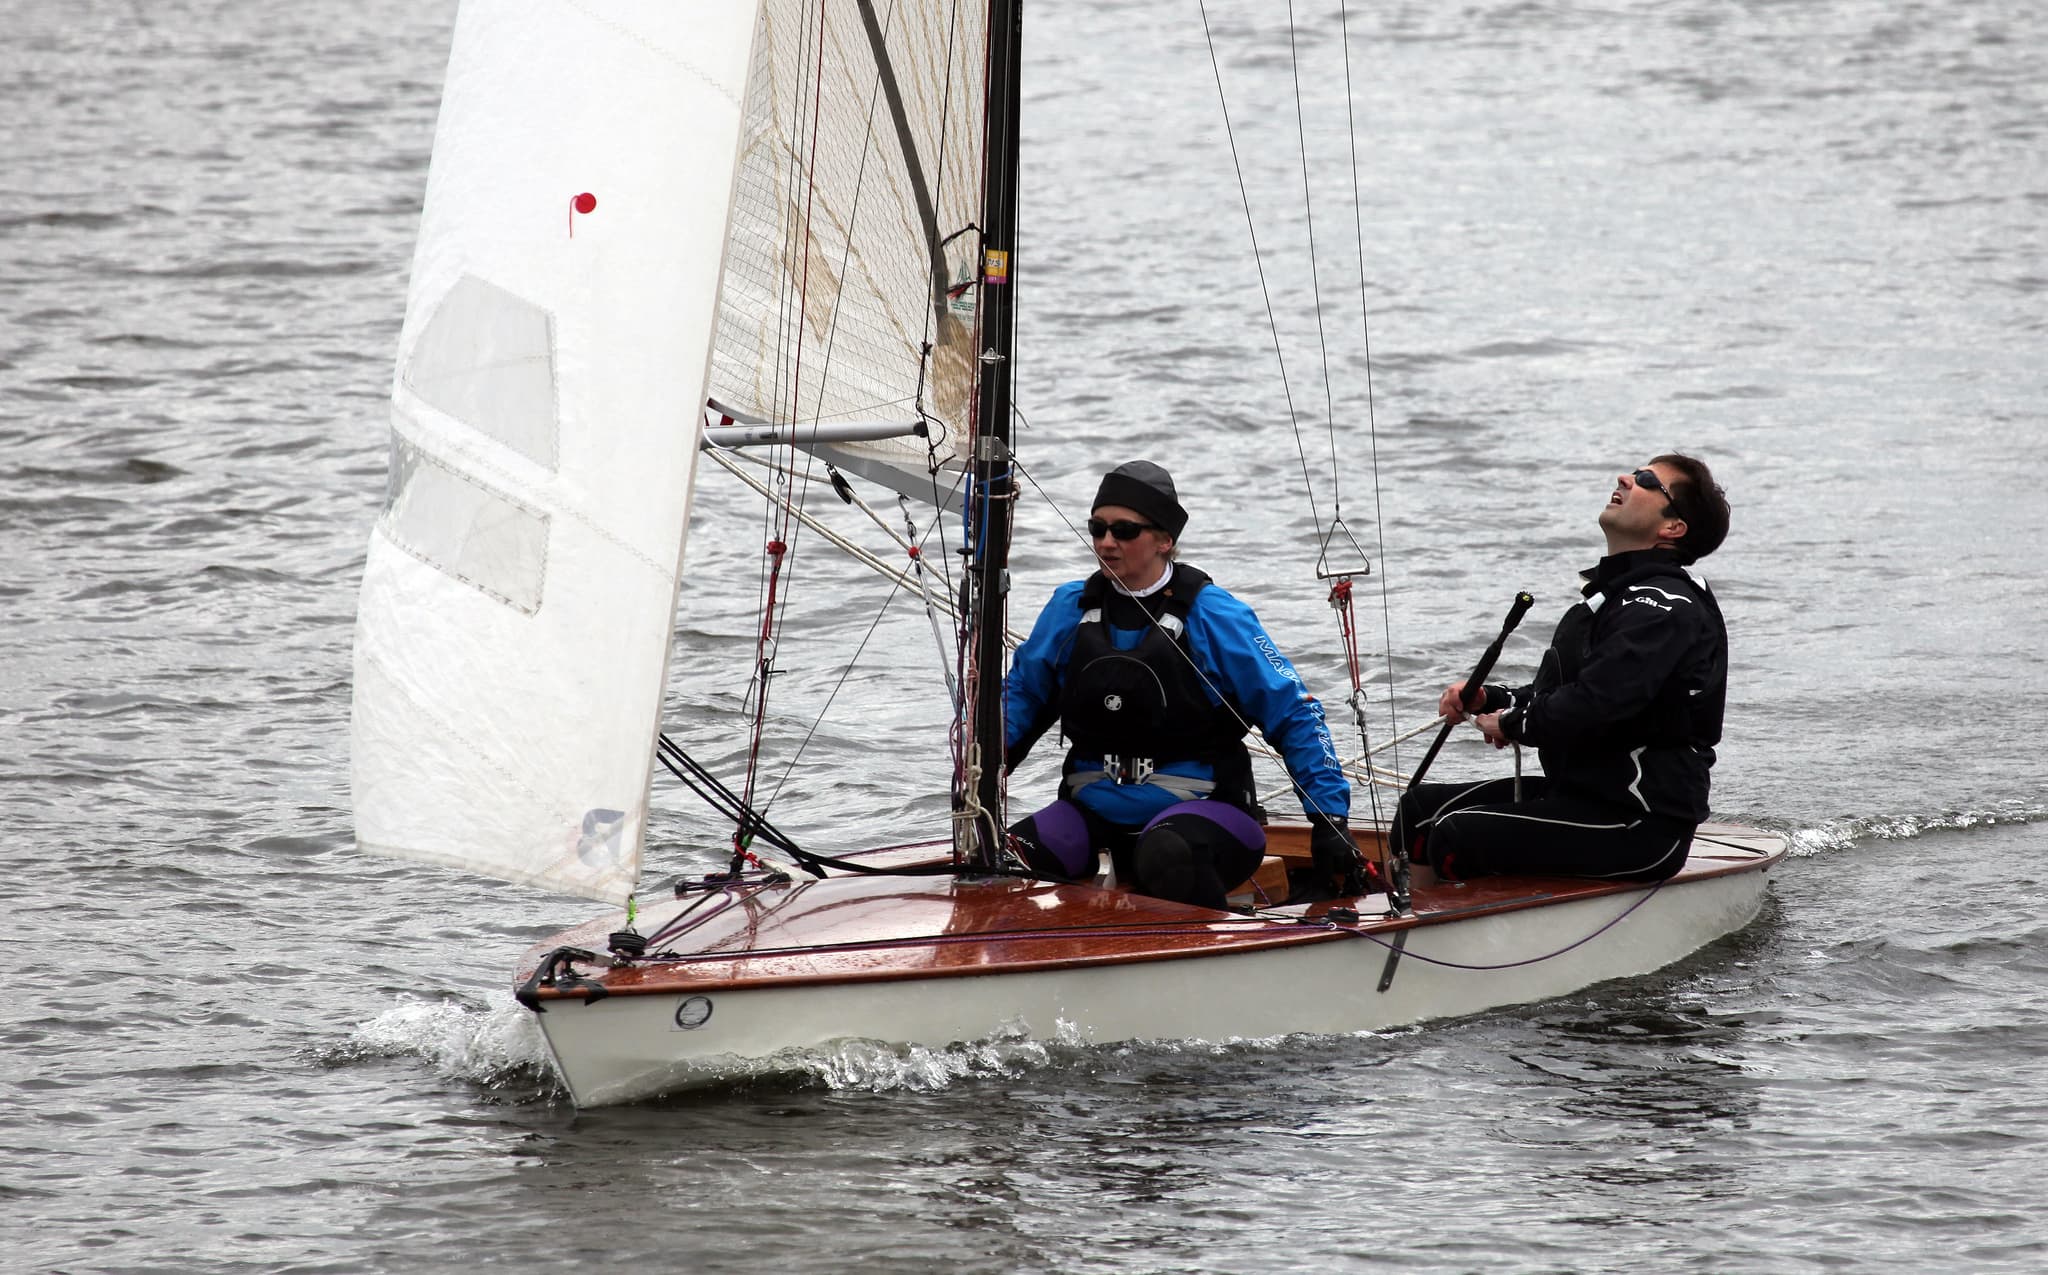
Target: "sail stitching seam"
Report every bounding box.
[559,0,745,109]
[390,412,669,585]
[379,431,552,614]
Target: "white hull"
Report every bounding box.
[532,859,1772,1107]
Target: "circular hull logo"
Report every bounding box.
[674,995,714,1030]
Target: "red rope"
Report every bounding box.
[1328,576,1365,695]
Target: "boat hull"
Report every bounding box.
[521,827,1782,1106]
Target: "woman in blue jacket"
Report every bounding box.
[1003,461,1371,909]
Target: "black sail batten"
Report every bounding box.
[963,0,1023,870]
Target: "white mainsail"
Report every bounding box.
[709,0,987,504]
[351,0,763,903]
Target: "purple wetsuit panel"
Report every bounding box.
[1027,799,1098,876]
[1140,800,1267,851]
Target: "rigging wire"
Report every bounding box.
[1338,0,1406,777]
[692,4,987,847]
[722,0,937,865]
[756,523,933,816]
[706,447,1026,646]
[697,0,1022,875]
[684,1,1423,881]
[1294,0,1389,835]
[700,449,1030,838]
[1196,0,1321,537]
[773,0,910,550]
[898,493,960,704]
[656,734,1012,881]
[1285,0,1342,519]
[729,0,840,867]
[1191,0,1423,825]
[1193,0,1416,817]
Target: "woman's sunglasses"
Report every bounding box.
[1087,517,1158,542]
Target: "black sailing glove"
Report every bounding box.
[1308,813,1378,897]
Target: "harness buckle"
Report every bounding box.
[1102,753,1155,785]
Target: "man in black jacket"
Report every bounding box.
[1394,453,1731,882]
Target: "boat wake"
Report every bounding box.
[326,993,561,1098]
[330,1002,1093,1100]
[790,1020,1077,1093]
[746,1023,1312,1094]
[1785,803,2044,856]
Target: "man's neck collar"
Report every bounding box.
[1584,545,1683,582]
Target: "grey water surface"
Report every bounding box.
[4,0,2045,1271]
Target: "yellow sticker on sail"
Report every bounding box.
[983,249,1010,284]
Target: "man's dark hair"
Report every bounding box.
[1650,452,1729,563]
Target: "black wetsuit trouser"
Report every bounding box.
[1392,776,1693,883]
[1011,799,1266,911]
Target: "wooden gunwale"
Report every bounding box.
[519,823,1784,1000]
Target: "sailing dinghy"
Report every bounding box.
[351,0,1785,1107]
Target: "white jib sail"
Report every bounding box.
[351,0,763,904]
[709,0,987,505]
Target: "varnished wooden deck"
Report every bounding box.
[516,822,1784,999]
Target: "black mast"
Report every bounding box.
[963,0,1023,869]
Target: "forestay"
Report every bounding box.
[708,0,986,505]
[351,1,761,903]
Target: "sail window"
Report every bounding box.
[403,273,561,471]
[381,438,549,614]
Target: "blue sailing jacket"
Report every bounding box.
[1003,567,1350,829]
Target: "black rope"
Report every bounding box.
[656,734,811,863]
[657,734,1030,880]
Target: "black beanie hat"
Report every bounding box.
[1092,460,1187,539]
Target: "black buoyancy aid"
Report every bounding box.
[1056,565,1253,782]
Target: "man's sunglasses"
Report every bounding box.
[1087,517,1158,542]
[1631,468,1678,503]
